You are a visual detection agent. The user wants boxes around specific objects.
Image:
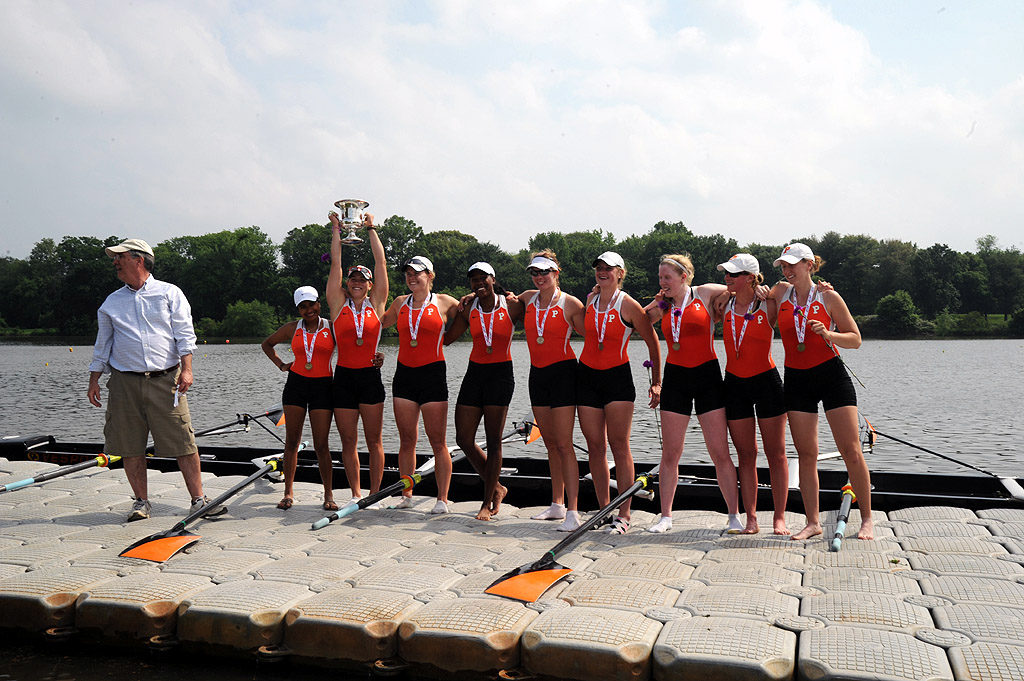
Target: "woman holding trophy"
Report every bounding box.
[379,255,461,513]
[327,205,389,504]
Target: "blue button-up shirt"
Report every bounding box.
[89,276,197,374]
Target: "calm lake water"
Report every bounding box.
[2,337,1022,476]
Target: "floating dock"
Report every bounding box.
[2,458,1024,681]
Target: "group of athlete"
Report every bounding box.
[261,210,873,541]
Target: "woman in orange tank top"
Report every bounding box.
[260,286,337,511]
[517,250,587,531]
[578,251,661,535]
[770,242,873,542]
[444,262,523,520]
[379,255,460,514]
[717,253,789,535]
[643,254,737,534]
[327,210,389,504]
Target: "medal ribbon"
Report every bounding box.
[669,287,692,345]
[408,293,433,345]
[596,289,621,348]
[792,285,816,346]
[301,318,325,367]
[348,298,369,343]
[479,296,499,350]
[728,297,757,356]
[534,288,560,340]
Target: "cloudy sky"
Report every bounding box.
[1,0,1021,259]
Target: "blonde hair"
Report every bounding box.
[530,249,560,267]
[811,255,825,273]
[659,254,694,286]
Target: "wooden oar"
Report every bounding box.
[830,483,856,552]
[485,465,660,603]
[866,420,1024,502]
[0,453,122,494]
[118,448,296,562]
[311,422,532,530]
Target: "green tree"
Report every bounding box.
[954,311,989,336]
[976,235,1024,318]
[156,227,279,321]
[218,300,279,338]
[280,223,332,301]
[1009,306,1024,336]
[874,290,921,337]
[911,244,963,317]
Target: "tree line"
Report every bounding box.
[1,219,1022,338]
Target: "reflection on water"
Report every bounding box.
[2,337,1022,476]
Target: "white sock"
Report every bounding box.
[557,510,581,532]
[726,514,744,533]
[648,516,673,533]
[532,503,567,520]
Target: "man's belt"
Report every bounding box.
[119,364,179,378]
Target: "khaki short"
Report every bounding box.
[104,368,198,458]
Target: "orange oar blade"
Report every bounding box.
[526,423,542,444]
[484,557,572,603]
[275,412,286,427]
[119,531,200,562]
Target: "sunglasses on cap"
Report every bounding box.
[724,271,750,278]
[528,268,555,277]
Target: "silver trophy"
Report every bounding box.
[333,199,370,245]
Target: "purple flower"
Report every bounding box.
[792,305,805,316]
[657,300,670,310]
[320,252,330,263]
[642,360,653,369]
[743,312,755,321]
[673,309,682,317]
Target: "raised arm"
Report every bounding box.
[366,214,389,310]
[326,212,347,314]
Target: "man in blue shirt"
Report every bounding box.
[88,238,224,521]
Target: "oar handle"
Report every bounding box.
[176,451,289,529]
[830,485,856,552]
[0,454,121,493]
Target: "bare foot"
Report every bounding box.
[856,517,874,540]
[791,523,822,541]
[773,517,791,535]
[742,516,759,534]
[489,484,508,516]
[475,506,492,521]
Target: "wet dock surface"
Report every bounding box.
[2,458,1024,681]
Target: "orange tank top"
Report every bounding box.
[723,298,776,378]
[289,318,334,378]
[661,288,717,368]
[333,298,382,369]
[525,290,576,368]
[468,296,514,364]
[397,293,445,367]
[778,286,838,370]
[580,290,630,370]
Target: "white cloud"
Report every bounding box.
[0,0,1021,259]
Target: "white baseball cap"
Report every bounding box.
[592,251,625,269]
[773,243,815,266]
[293,285,318,306]
[717,253,760,275]
[467,261,495,277]
[105,238,154,258]
[403,256,434,273]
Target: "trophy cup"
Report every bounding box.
[333,199,369,245]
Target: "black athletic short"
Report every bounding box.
[282,372,334,411]
[784,357,858,413]
[528,359,578,409]
[456,361,515,408]
[576,361,635,409]
[660,359,726,416]
[392,361,448,405]
[724,368,786,420]
[332,365,386,409]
